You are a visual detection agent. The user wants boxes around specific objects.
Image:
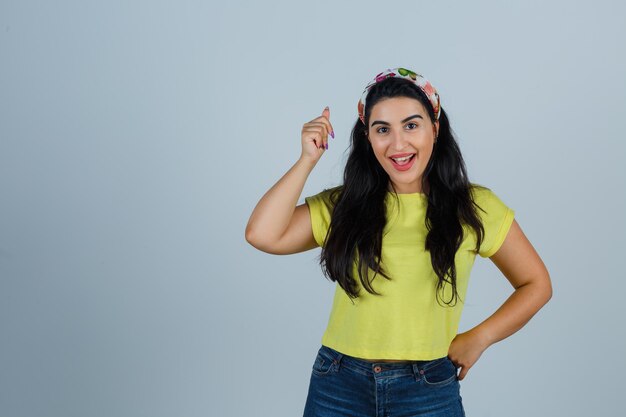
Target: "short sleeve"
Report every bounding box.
[472,186,516,258]
[304,187,337,248]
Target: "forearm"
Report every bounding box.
[472,280,552,348]
[245,157,317,244]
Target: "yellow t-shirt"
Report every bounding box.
[304,184,515,360]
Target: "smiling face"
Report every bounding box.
[366,97,439,194]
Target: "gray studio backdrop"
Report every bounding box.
[1,1,624,416]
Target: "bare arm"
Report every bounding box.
[474,219,552,345]
[448,219,553,379]
[245,157,318,254]
[245,106,334,255]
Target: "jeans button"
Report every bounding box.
[374,366,382,373]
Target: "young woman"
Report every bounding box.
[245,67,552,417]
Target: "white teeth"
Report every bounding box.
[391,155,413,162]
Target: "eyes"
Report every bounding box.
[376,122,419,134]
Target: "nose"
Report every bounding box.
[390,130,410,150]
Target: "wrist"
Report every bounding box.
[298,155,318,169]
[472,325,494,348]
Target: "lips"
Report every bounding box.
[389,154,416,171]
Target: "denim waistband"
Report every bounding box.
[319,344,449,376]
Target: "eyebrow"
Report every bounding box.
[370,114,424,128]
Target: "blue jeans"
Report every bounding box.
[303,344,465,417]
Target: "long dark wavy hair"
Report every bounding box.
[317,76,487,307]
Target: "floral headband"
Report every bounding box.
[357,67,441,125]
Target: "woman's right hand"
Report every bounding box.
[300,106,334,164]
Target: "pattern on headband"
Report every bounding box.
[358,67,441,125]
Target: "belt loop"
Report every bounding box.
[412,363,423,381]
[333,351,344,371]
